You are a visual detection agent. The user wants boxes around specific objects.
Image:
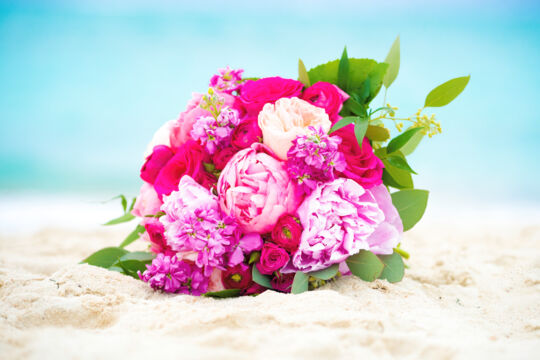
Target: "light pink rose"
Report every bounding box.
[170,92,236,148]
[217,143,302,233]
[293,178,386,272]
[258,97,331,160]
[132,182,163,217]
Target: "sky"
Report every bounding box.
[0,0,539,205]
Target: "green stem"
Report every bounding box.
[394,247,410,259]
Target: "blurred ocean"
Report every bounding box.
[1,0,539,208]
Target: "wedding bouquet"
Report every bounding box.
[83,37,468,297]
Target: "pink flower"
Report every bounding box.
[153,140,210,197]
[207,269,226,292]
[231,116,262,150]
[271,214,302,253]
[217,143,302,233]
[293,178,385,272]
[332,128,384,189]
[270,273,295,293]
[238,77,304,116]
[228,233,263,266]
[140,145,174,184]
[301,82,349,122]
[132,182,163,217]
[258,97,331,160]
[365,184,403,254]
[222,263,253,290]
[213,147,237,170]
[169,92,236,148]
[142,219,175,255]
[256,242,290,275]
[209,67,244,93]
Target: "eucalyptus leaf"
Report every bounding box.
[400,130,424,156]
[383,35,400,88]
[203,289,241,298]
[298,59,311,87]
[103,212,135,226]
[338,47,349,90]
[119,224,145,248]
[386,155,417,174]
[365,125,390,142]
[382,167,413,189]
[346,250,385,282]
[252,266,272,288]
[354,117,369,149]
[424,75,470,107]
[387,127,424,154]
[378,251,405,283]
[291,271,309,294]
[391,189,429,231]
[81,247,129,268]
[328,116,355,134]
[309,264,339,280]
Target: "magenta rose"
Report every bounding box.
[140,145,174,184]
[270,273,295,293]
[238,77,304,116]
[143,219,175,256]
[213,147,238,170]
[271,214,302,253]
[231,116,262,150]
[243,282,266,295]
[153,140,211,196]
[301,82,349,122]
[332,128,384,189]
[217,143,302,233]
[222,263,253,290]
[256,242,290,275]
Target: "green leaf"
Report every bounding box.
[248,251,261,265]
[118,251,155,264]
[382,169,410,189]
[424,75,470,107]
[203,162,216,173]
[378,251,405,283]
[203,289,241,298]
[391,189,429,231]
[387,127,424,154]
[103,212,135,226]
[379,149,414,189]
[298,59,311,87]
[81,247,129,268]
[128,197,137,212]
[328,116,355,134]
[119,224,145,248]
[338,47,349,90]
[354,117,369,149]
[309,264,339,280]
[252,266,272,288]
[386,155,417,174]
[114,259,147,278]
[365,125,390,142]
[383,35,400,88]
[400,130,424,156]
[291,271,309,294]
[346,250,385,282]
[343,98,366,117]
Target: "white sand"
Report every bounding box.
[1,204,539,359]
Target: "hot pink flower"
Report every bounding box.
[332,128,384,189]
[213,147,238,171]
[217,143,302,233]
[301,82,349,122]
[271,214,303,253]
[140,145,174,184]
[143,219,175,256]
[270,272,295,293]
[231,116,262,150]
[257,242,290,275]
[222,263,253,290]
[238,77,304,116]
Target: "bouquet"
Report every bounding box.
[83,37,469,297]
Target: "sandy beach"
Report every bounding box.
[1,201,539,359]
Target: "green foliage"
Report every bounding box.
[383,35,400,88]
[424,75,470,107]
[365,125,390,142]
[328,116,355,134]
[354,117,369,148]
[203,289,241,298]
[103,212,135,226]
[391,189,429,231]
[387,127,424,154]
[252,266,272,288]
[378,251,405,283]
[346,250,385,282]
[298,59,311,87]
[81,247,129,268]
[309,264,339,280]
[377,148,414,189]
[400,130,424,156]
[385,155,417,174]
[338,47,350,90]
[119,224,145,248]
[291,271,309,294]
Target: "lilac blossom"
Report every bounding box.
[209,66,244,93]
[190,107,240,154]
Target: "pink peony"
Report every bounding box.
[365,184,403,254]
[258,97,331,160]
[217,143,302,233]
[301,82,349,122]
[231,116,262,150]
[132,182,163,217]
[332,128,384,189]
[140,145,174,184]
[293,178,386,272]
[169,92,236,148]
[271,214,303,253]
[238,77,304,116]
[256,242,290,275]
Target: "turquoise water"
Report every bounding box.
[1,0,539,202]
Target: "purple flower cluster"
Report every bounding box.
[138,253,208,295]
[190,107,240,154]
[209,66,244,93]
[286,126,346,192]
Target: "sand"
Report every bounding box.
[1,204,539,359]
